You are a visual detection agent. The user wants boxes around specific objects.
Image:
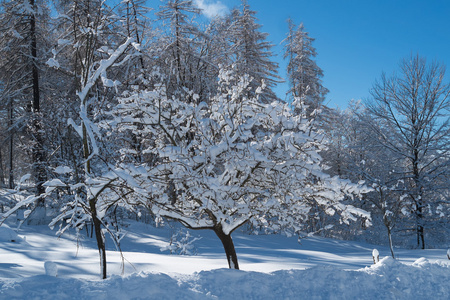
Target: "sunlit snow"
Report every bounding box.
[0,219,448,299]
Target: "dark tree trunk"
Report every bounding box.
[24,0,47,225]
[0,148,4,187]
[29,0,46,198]
[386,224,395,259]
[214,227,239,270]
[8,100,14,189]
[90,198,107,279]
[82,116,107,278]
[417,202,425,250]
[413,156,425,250]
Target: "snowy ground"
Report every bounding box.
[0,217,449,299]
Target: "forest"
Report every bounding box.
[0,0,448,280]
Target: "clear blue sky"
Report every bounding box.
[194,0,450,108]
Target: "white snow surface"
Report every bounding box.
[0,219,449,299]
[0,224,19,242]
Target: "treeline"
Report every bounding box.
[0,0,448,279]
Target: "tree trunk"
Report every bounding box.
[417,206,425,250]
[214,227,239,270]
[416,194,425,249]
[382,209,396,259]
[30,0,46,198]
[386,226,395,259]
[413,156,425,250]
[90,198,107,279]
[8,100,14,189]
[0,148,4,187]
[25,0,47,225]
[83,115,107,278]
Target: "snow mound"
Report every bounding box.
[44,261,58,277]
[0,258,448,299]
[0,225,20,242]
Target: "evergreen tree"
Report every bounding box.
[224,1,280,103]
[283,19,328,116]
[156,0,212,102]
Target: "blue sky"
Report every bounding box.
[194,0,450,108]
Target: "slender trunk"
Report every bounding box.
[416,194,425,249]
[90,197,107,279]
[387,226,395,259]
[83,118,107,279]
[381,189,395,259]
[174,7,185,87]
[24,0,47,225]
[8,100,14,189]
[214,227,239,270]
[412,154,425,250]
[29,0,46,198]
[78,4,107,275]
[130,0,145,72]
[417,206,425,250]
[0,148,4,187]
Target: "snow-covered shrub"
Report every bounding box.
[161,229,202,256]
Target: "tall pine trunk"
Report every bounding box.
[0,148,5,187]
[27,0,47,225]
[30,0,45,192]
[8,100,14,189]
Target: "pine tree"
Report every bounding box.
[117,0,153,86]
[223,1,280,103]
[156,0,211,102]
[283,19,328,116]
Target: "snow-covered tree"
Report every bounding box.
[323,103,421,254]
[116,0,154,87]
[283,19,328,116]
[0,83,16,189]
[0,0,50,200]
[40,0,139,278]
[48,37,136,279]
[110,66,370,269]
[155,0,214,102]
[222,1,280,103]
[367,55,450,249]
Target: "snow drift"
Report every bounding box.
[0,257,448,299]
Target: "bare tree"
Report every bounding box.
[367,55,450,249]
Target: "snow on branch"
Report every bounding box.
[77,37,134,104]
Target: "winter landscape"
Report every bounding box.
[0,0,449,299]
